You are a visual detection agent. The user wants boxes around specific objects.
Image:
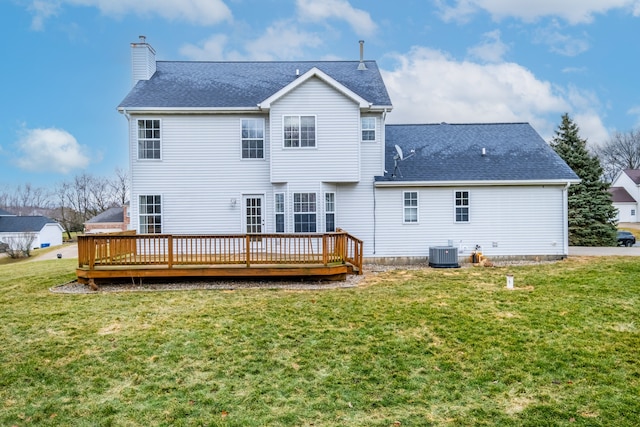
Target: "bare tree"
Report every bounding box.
[595,128,640,182]
[4,232,37,258]
[110,167,130,205]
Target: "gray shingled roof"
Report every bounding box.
[0,216,60,233]
[119,61,392,109]
[86,207,124,224]
[377,123,579,183]
[623,169,640,185]
[609,186,636,203]
[0,208,15,216]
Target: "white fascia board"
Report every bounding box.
[259,67,370,110]
[375,179,581,188]
[117,107,262,114]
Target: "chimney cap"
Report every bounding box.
[139,35,146,44]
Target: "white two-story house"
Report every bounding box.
[118,37,579,261]
[609,169,640,222]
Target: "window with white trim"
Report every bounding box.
[293,193,316,232]
[139,195,162,233]
[241,118,264,159]
[284,115,316,148]
[325,192,336,232]
[403,191,418,223]
[361,117,376,141]
[137,119,161,159]
[275,193,285,233]
[455,191,470,222]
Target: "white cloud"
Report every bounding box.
[380,46,608,142]
[28,0,60,31]
[181,22,324,61]
[534,22,590,56]
[27,0,232,28]
[436,0,640,24]
[628,106,640,128]
[296,0,377,36]
[15,127,90,174]
[467,29,509,62]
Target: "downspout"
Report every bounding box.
[372,180,376,254]
[563,182,570,257]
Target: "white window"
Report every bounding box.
[403,191,418,223]
[284,115,316,148]
[325,192,336,232]
[275,193,285,233]
[361,117,376,141]
[241,118,264,159]
[139,195,162,233]
[293,193,316,232]
[137,119,161,159]
[455,191,470,223]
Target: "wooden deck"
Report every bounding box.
[76,230,363,285]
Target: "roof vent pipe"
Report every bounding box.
[358,40,367,70]
[482,147,486,156]
[139,35,146,44]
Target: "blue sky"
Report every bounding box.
[1,0,639,188]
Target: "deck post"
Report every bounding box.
[246,235,251,267]
[88,235,95,270]
[322,234,328,266]
[167,235,173,269]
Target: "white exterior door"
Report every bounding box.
[243,195,264,234]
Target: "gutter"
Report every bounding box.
[116,107,263,115]
[374,179,581,188]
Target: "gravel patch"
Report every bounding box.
[49,260,554,294]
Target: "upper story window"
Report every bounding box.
[241,119,264,159]
[455,191,470,223]
[403,191,418,223]
[284,115,316,148]
[361,117,376,141]
[137,119,161,160]
[139,195,162,233]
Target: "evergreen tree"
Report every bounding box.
[551,114,617,246]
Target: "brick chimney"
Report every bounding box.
[131,35,156,86]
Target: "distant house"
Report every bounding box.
[84,204,130,234]
[0,209,65,249]
[610,169,640,222]
[116,37,579,261]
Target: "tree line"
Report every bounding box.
[0,168,128,239]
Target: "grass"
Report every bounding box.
[1,257,639,426]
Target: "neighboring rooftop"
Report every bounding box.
[119,60,392,109]
[377,123,580,183]
[0,216,60,233]
[609,186,637,203]
[86,207,124,224]
[622,169,640,185]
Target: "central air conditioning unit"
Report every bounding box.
[429,246,460,268]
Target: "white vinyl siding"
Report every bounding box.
[270,78,361,183]
[129,114,271,234]
[373,186,568,258]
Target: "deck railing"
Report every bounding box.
[77,230,363,274]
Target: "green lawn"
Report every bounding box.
[1,258,639,426]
